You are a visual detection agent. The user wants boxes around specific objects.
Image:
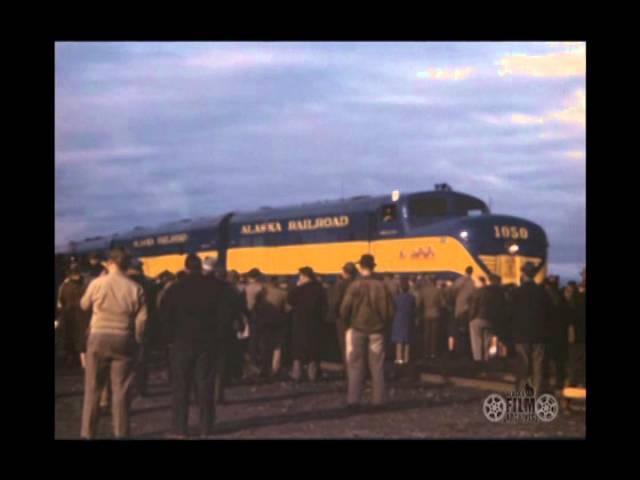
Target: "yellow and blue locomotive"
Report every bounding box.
[56,184,548,285]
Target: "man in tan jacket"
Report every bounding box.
[79,248,147,439]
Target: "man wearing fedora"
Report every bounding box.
[79,248,147,439]
[287,266,328,382]
[511,262,552,394]
[126,258,158,398]
[160,254,231,438]
[340,254,395,411]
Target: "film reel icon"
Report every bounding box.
[483,394,507,422]
[535,394,559,422]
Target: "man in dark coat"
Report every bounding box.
[203,259,244,404]
[416,275,444,360]
[468,274,506,362]
[287,266,328,382]
[160,254,231,438]
[57,263,91,368]
[126,258,158,397]
[542,276,569,391]
[451,266,476,357]
[328,262,358,371]
[85,253,107,281]
[566,281,586,387]
[340,254,395,410]
[511,262,552,394]
[244,268,266,377]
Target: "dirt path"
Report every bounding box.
[55,367,585,439]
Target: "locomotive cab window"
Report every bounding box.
[380,204,397,223]
[408,197,448,226]
[454,196,489,216]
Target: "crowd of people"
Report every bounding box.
[55,249,586,439]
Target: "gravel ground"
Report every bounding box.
[55,365,586,440]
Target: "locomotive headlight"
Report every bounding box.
[508,244,519,254]
[459,230,469,240]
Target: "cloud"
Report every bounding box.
[56,145,158,166]
[547,89,586,126]
[497,43,585,77]
[481,88,586,130]
[564,150,585,161]
[510,113,546,125]
[183,48,314,72]
[55,42,585,270]
[416,67,474,81]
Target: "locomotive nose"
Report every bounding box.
[453,214,548,284]
[454,214,548,256]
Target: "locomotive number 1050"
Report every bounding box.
[494,225,529,240]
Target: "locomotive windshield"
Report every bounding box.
[407,193,490,227]
[407,196,448,226]
[453,196,490,216]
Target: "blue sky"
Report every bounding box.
[55,42,585,281]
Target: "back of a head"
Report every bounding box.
[358,254,376,273]
[399,276,410,293]
[521,262,537,282]
[465,266,473,276]
[68,263,81,278]
[227,270,240,284]
[109,248,129,271]
[184,253,202,273]
[247,268,262,280]
[342,262,358,279]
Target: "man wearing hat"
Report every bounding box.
[416,275,445,360]
[542,275,568,392]
[340,254,395,411]
[287,266,328,382]
[79,248,148,439]
[203,259,243,403]
[86,252,107,280]
[244,268,266,376]
[328,262,358,372]
[450,266,476,357]
[511,262,552,394]
[160,253,231,438]
[468,273,506,363]
[57,262,91,368]
[126,258,158,397]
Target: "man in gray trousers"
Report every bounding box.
[79,248,148,439]
[340,254,394,412]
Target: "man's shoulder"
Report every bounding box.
[111,272,145,292]
[246,282,262,293]
[351,276,385,289]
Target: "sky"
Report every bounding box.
[55,42,586,282]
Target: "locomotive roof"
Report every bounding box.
[230,194,381,222]
[57,188,487,254]
[112,214,228,240]
[230,189,486,222]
